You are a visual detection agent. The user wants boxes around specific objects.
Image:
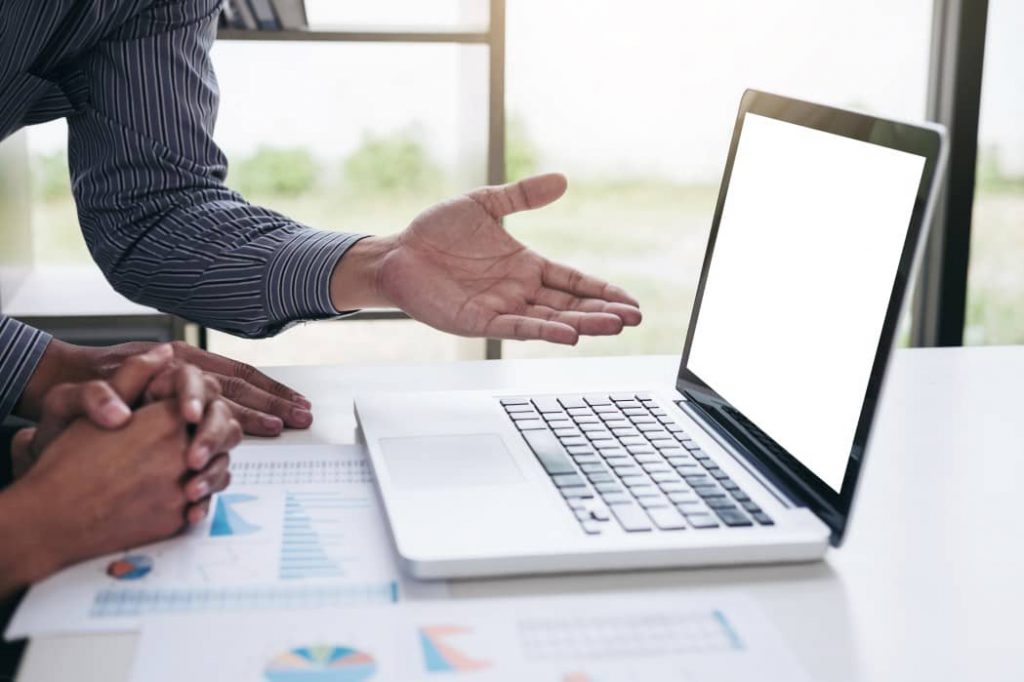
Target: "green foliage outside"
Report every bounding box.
[976,145,1024,193]
[506,116,539,181]
[231,146,319,197]
[33,150,71,201]
[342,129,442,196]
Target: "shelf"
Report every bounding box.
[217,27,492,44]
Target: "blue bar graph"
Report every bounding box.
[279,492,367,580]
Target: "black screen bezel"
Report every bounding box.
[676,90,945,545]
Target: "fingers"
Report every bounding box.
[41,380,132,430]
[485,314,579,345]
[107,344,176,405]
[186,498,212,526]
[530,288,643,327]
[222,398,285,437]
[468,173,568,219]
[184,452,232,504]
[522,305,625,336]
[187,400,242,470]
[172,343,310,408]
[217,376,312,431]
[541,260,640,308]
[147,364,221,425]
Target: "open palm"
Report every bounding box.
[379,174,642,345]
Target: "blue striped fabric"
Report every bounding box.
[0,0,365,419]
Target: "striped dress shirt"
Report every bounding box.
[0,0,364,419]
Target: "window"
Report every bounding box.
[206,40,490,365]
[502,0,933,359]
[965,0,1024,345]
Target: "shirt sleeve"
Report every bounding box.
[66,0,366,339]
[0,316,51,420]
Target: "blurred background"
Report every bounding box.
[13,0,1023,366]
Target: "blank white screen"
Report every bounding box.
[687,114,925,491]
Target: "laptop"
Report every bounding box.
[355,90,947,579]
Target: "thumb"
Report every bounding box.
[107,344,176,406]
[469,172,568,219]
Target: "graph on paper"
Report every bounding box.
[280,491,373,580]
[264,645,378,682]
[516,609,743,660]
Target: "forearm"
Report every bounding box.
[0,484,57,597]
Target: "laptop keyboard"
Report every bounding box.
[501,393,774,535]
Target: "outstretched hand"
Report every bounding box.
[331,173,642,345]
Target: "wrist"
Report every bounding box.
[13,339,98,421]
[329,235,398,311]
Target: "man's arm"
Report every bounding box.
[67,0,359,338]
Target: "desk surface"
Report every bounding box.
[16,348,1024,681]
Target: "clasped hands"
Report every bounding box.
[8,345,243,583]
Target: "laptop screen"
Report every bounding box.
[685,112,927,493]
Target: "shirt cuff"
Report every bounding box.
[263,228,370,334]
[0,316,52,420]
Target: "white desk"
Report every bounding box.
[15,348,1024,681]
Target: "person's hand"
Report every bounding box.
[12,345,242,528]
[16,339,310,436]
[330,173,643,345]
[6,399,227,586]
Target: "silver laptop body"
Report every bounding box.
[355,91,946,579]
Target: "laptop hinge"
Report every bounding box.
[674,399,801,510]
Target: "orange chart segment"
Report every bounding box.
[419,625,491,673]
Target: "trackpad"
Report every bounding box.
[379,434,525,490]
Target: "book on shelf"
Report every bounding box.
[271,0,308,30]
[232,0,259,29]
[220,0,308,32]
[247,0,280,30]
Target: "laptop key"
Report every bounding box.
[580,520,602,535]
[521,429,577,475]
[716,509,753,527]
[560,436,588,447]
[646,506,687,530]
[667,490,698,502]
[659,482,692,494]
[585,395,613,406]
[633,453,662,464]
[638,496,669,509]
[587,472,615,485]
[722,480,741,491]
[580,462,607,474]
[559,396,588,409]
[753,512,775,525]
[505,404,536,414]
[686,513,720,528]
[593,481,623,494]
[741,501,762,513]
[532,397,564,413]
[649,471,678,483]
[515,419,546,431]
[706,498,738,510]
[560,486,594,499]
[730,490,750,501]
[553,428,579,437]
[630,485,661,498]
[610,503,653,532]
[510,411,541,421]
[551,473,585,488]
[500,398,530,406]
[600,491,632,505]
[620,474,649,487]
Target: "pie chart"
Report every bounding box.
[264,645,377,682]
[106,554,152,581]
